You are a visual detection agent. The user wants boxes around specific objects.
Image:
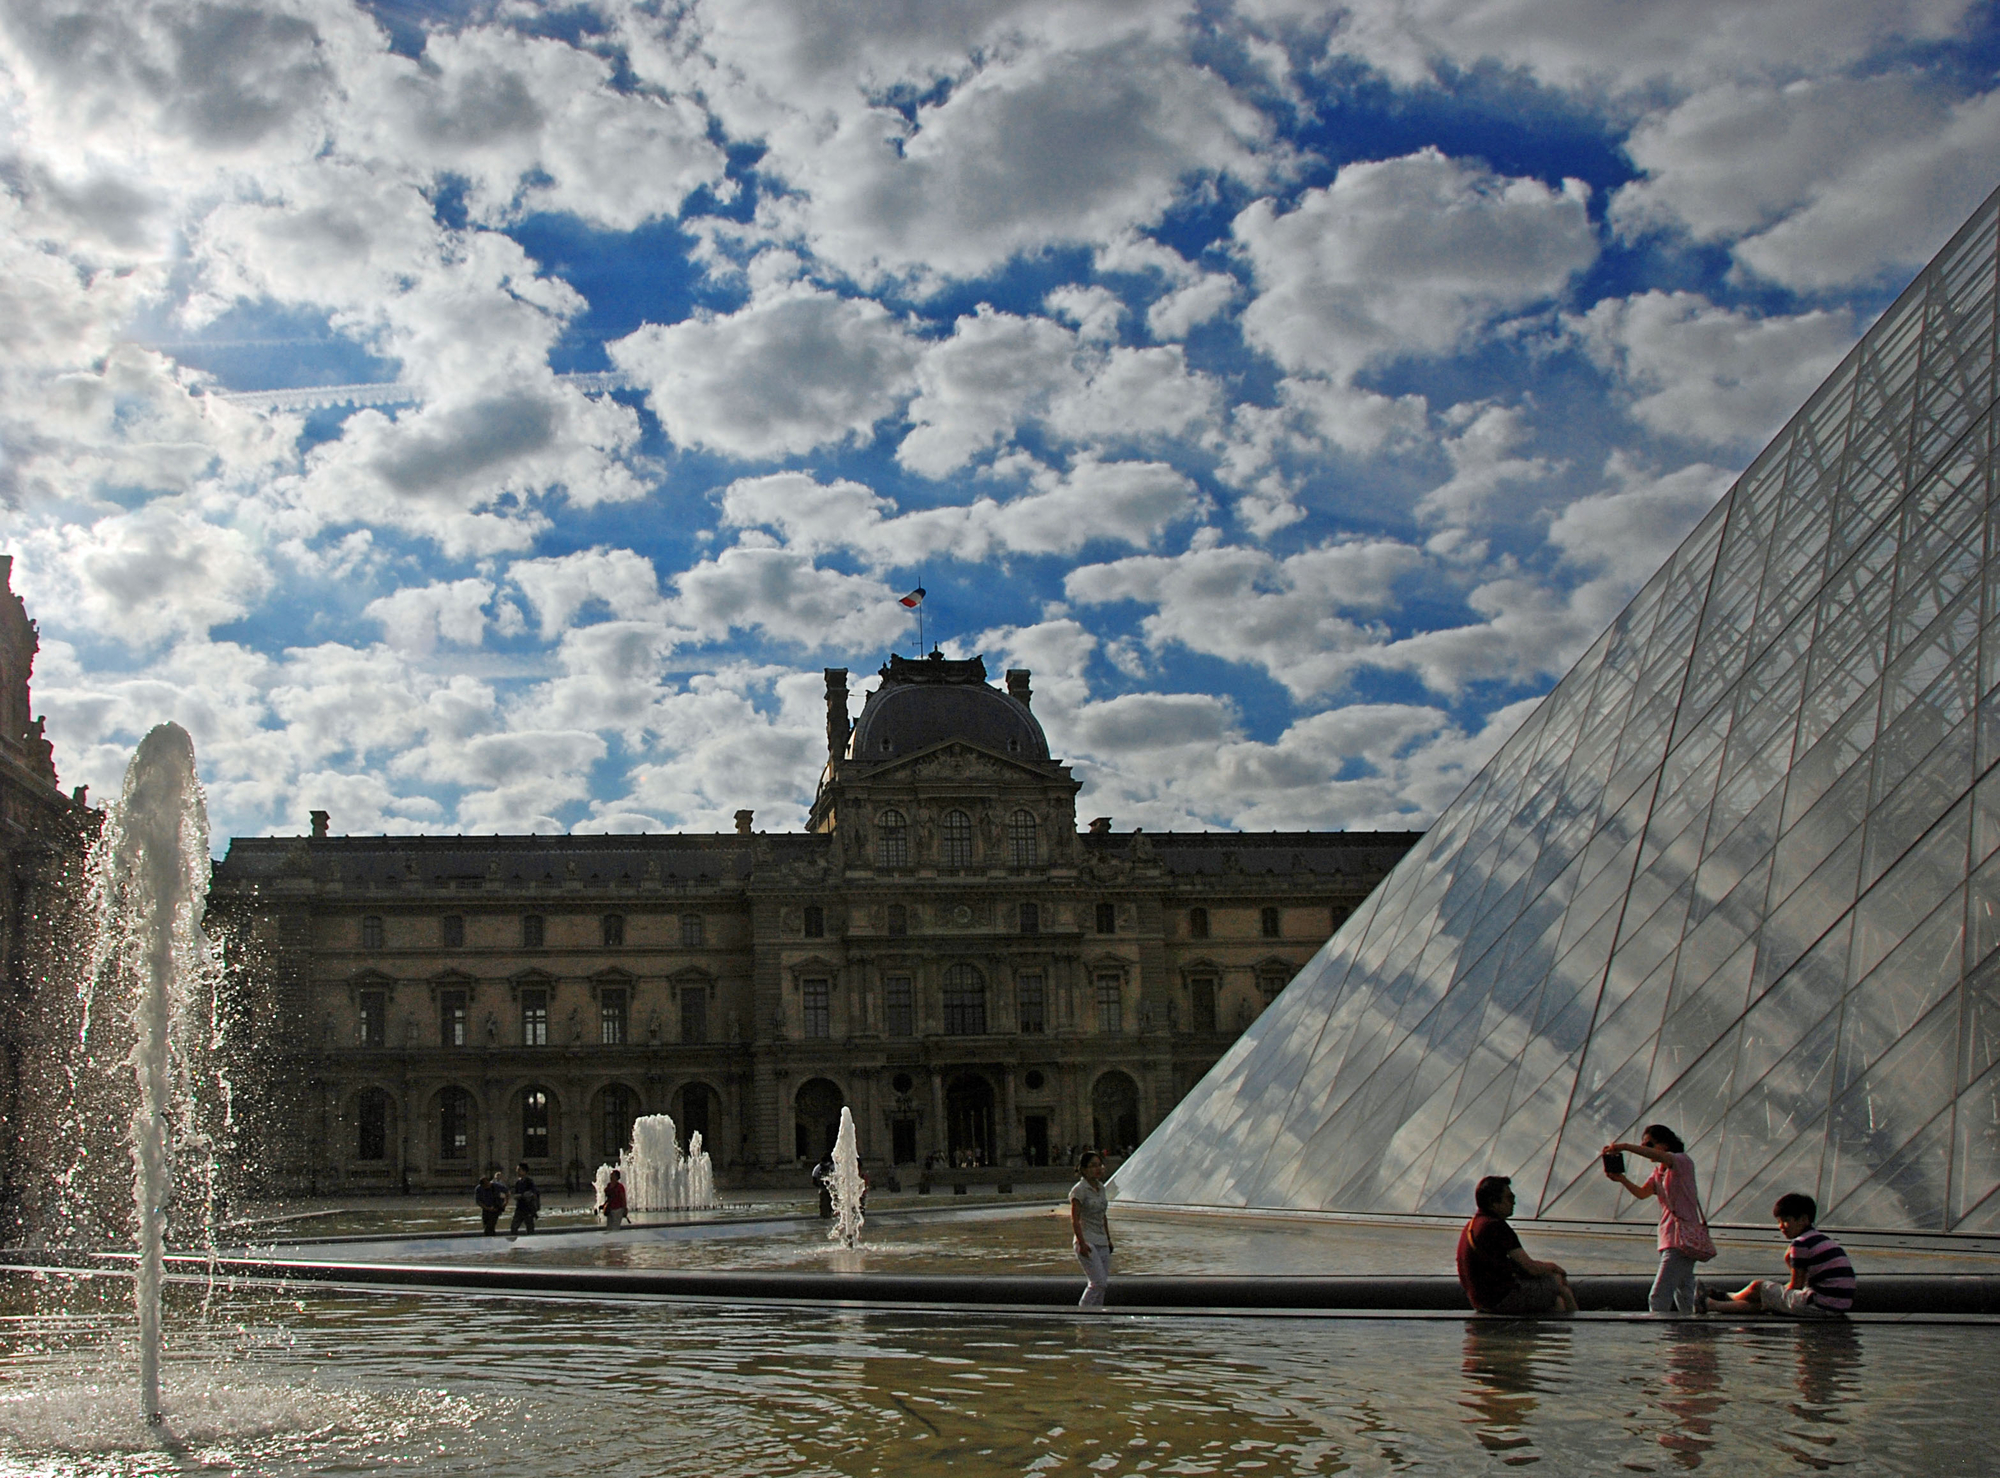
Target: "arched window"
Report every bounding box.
[1260,906,1282,938]
[1008,810,1039,867]
[439,1087,471,1160]
[1188,906,1209,939]
[878,810,910,868]
[522,914,545,948]
[361,915,384,950]
[522,1088,551,1159]
[599,1084,637,1162]
[356,1088,390,1160]
[941,810,974,868]
[942,964,986,1035]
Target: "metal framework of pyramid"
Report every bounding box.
[1116,184,2000,1233]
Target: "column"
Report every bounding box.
[1001,1064,1020,1167]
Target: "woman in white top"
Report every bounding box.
[1069,1151,1113,1308]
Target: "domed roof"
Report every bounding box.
[848,653,1049,762]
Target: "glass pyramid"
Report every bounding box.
[1117,184,2000,1234]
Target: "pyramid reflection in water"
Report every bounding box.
[1116,185,2000,1233]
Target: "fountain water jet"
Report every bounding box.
[826,1107,864,1249]
[89,722,226,1424]
[594,1114,717,1216]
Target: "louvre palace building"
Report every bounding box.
[209,652,1417,1192]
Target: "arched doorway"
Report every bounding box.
[594,1083,638,1163]
[945,1072,996,1167]
[794,1077,843,1161]
[1091,1071,1140,1155]
[678,1081,718,1152]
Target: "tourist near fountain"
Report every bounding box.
[593,1114,718,1219]
[826,1106,865,1249]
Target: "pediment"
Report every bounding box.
[857,739,1060,786]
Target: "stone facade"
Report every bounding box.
[209,653,1418,1192]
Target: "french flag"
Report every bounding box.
[899,587,926,608]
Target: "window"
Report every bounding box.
[886,903,907,937]
[439,989,468,1048]
[942,809,974,868]
[439,1087,470,1159]
[601,913,625,947]
[1018,973,1046,1034]
[885,975,913,1037]
[356,1089,389,1161]
[802,978,831,1038]
[522,1089,550,1159]
[600,987,628,1045]
[358,989,387,1048]
[522,914,545,948]
[1095,974,1123,1034]
[520,988,549,1047]
[1331,905,1351,931]
[1008,809,1039,867]
[681,914,705,948]
[878,809,910,868]
[361,915,384,950]
[680,986,707,1044]
[1095,902,1116,934]
[441,914,464,948]
[1190,977,1218,1034]
[600,1084,636,1162]
[1260,906,1281,938]
[803,905,825,939]
[1020,901,1040,936]
[1188,906,1209,939]
[942,964,986,1035]
[1258,969,1288,1004]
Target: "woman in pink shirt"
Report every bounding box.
[1604,1124,1714,1314]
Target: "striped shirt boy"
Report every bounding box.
[1786,1227,1855,1312]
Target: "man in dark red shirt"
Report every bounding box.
[1456,1175,1577,1315]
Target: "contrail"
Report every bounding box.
[210,370,635,412]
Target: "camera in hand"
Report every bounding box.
[1602,1149,1626,1176]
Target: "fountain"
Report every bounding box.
[826,1106,864,1249]
[593,1114,717,1217]
[84,722,227,1424]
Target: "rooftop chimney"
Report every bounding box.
[1005,668,1033,709]
[824,667,850,765]
[1088,816,1112,834]
[310,809,330,838]
[735,809,755,835]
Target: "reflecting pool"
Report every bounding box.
[0,1275,1993,1476]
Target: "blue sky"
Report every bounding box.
[3,0,1997,843]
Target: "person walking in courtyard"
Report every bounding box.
[510,1163,541,1235]
[1707,1193,1855,1319]
[1456,1175,1577,1315]
[1604,1125,1715,1313]
[474,1171,507,1236]
[600,1167,629,1229]
[1070,1151,1114,1309]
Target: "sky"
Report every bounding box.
[3,0,1998,845]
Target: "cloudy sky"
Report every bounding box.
[3,0,1996,844]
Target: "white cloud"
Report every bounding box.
[1066,537,1426,698]
[1299,0,1975,96]
[1416,403,1556,525]
[610,288,924,460]
[670,543,910,652]
[1570,291,1854,447]
[508,548,672,638]
[1548,452,1733,592]
[1147,272,1238,340]
[1612,74,2000,290]
[896,306,1222,476]
[365,579,497,654]
[1235,149,1596,384]
[720,460,1204,565]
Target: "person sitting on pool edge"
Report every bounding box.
[1705,1193,1854,1319]
[1456,1175,1578,1316]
